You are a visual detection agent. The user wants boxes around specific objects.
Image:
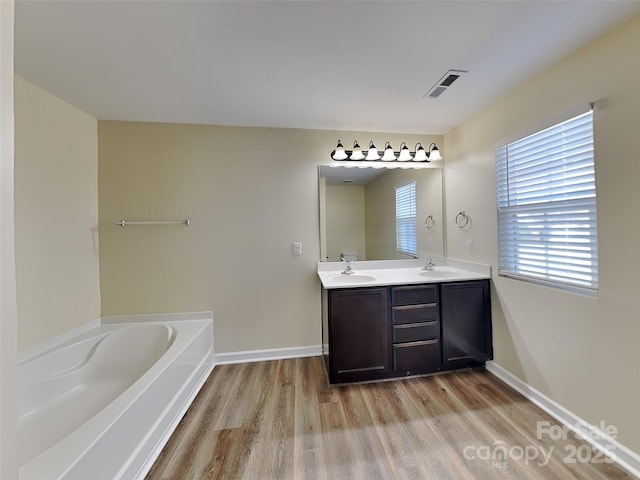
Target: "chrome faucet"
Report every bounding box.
[340,256,354,275]
[421,258,436,271]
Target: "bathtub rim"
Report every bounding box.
[18,311,213,366]
[18,323,176,396]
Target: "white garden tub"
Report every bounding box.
[18,312,214,480]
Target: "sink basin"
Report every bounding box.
[418,270,461,279]
[332,274,377,283]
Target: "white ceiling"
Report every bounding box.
[14,0,640,135]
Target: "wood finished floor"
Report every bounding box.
[146,356,634,480]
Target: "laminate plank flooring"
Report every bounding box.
[146,357,634,480]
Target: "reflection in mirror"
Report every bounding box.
[318,165,444,262]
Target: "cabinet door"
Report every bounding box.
[329,287,389,383]
[441,280,492,368]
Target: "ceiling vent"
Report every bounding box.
[424,69,468,99]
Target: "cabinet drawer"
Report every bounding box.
[393,340,440,373]
[391,285,438,306]
[392,304,439,324]
[392,321,439,343]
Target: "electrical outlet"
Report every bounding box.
[465,239,475,254]
[293,242,302,256]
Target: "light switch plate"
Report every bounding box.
[293,242,302,256]
[465,239,475,254]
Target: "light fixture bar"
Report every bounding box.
[331,139,443,163]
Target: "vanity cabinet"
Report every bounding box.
[323,279,492,384]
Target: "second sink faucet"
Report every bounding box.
[340,256,354,275]
[422,258,436,271]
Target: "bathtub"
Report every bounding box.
[18,312,214,480]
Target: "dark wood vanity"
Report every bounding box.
[322,279,492,384]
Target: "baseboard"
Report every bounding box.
[486,361,640,478]
[214,345,322,365]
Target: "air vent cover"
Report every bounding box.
[424,69,468,99]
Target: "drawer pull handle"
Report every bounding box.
[395,339,439,348]
[393,303,437,311]
[394,321,437,329]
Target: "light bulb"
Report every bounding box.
[350,140,364,160]
[428,143,443,161]
[331,140,348,160]
[398,142,413,161]
[413,143,428,161]
[365,141,380,160]
[381,142,396,161]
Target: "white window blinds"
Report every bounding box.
[396,182,417,257]
[496,110,598,293]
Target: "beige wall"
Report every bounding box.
[98,124,433,354]
[14,76,100,350]
[444,14,640,453]
[325,184,366,262]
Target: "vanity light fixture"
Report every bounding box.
[428,142,443,161]
[349,140,365,160]
[331,139,443,163]
[413,143,428,161]
[365,141,380,160]
[398,142,413,161]
[381,141,397,161]
[331,140,348,160]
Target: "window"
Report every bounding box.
[496,110,598,294]
[396,182,417,257]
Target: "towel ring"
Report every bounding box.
[455,211,469,228]
[425,215,435,229]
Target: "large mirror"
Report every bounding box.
[319,165,444,262]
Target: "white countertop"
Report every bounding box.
[317,258,491,289]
